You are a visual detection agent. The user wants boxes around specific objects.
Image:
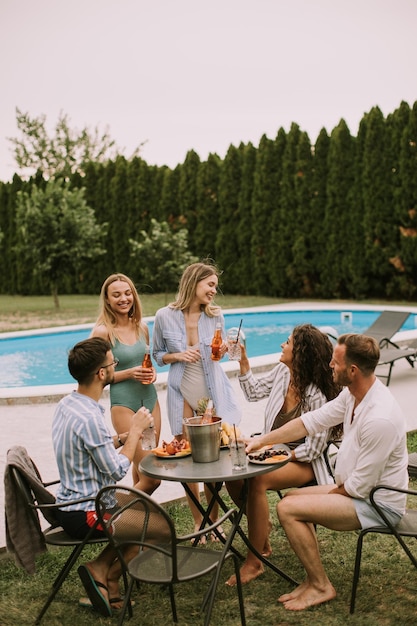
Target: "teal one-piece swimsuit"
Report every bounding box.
[110,337,157,412]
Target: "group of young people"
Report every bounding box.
[51,261,408,616]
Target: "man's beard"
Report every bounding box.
[334,369,353,387]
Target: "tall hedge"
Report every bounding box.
[1,101,417,301]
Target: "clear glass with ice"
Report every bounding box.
[227,327,245,361]
[230,438,247,470]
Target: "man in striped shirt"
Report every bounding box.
[52,337,153,616]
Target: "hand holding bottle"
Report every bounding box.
[141,345,156,385]
[211,323,223,361]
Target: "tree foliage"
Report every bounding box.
[2,101,417,301]
[14,180,107,307]
[8,108,143,180]
[129,219,198,296]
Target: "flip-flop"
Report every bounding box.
[77,565,112,617]
[79,596,136,610]
[109,597,136,611]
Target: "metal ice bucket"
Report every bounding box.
[183,416,222,463]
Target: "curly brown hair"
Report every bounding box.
[291,324,341,408]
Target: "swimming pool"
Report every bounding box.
[1,305,417,388]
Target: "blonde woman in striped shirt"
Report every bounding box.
[153,262,241,539]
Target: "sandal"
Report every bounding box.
[210,525,226,542]
[77,565,112,617]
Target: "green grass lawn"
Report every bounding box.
[1,293,416,333]
[2,294,417,624]
[0,293,289,332]
[1,482,417,626]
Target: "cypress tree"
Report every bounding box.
[396,101,417,297]
[272,123,302,296]
[93,159,118,286]
[251,133,282,295]
[0,175,24,293]
[178,150,201,254]
[361,107,395,297]
[216,145,243,292]
[159,165,181,228]
[321,120,356,298]
[194,153,221,261]
[310,128,330,297]
[236,141,257,293]
[109,156,131,273]
[286,130,315,296]
[267,128,287,296]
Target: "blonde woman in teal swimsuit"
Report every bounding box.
[91,273,161,494]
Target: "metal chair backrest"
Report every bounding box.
[8,452,58,527]
[96,486,177,574]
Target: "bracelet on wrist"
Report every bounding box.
[117,436,123,448]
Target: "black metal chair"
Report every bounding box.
[5,447,107,624]
[408,452,417,478]
[350,484,417,614]
[95,485,246,626]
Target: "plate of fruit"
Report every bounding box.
[248,444,291,465]
[152,438,192,458]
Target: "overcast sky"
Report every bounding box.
[1,0,416,182]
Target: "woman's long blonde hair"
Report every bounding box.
[95,273,144,344]
[170,262,221,317]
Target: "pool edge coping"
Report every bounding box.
[2,302,417,404]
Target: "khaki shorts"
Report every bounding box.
[353,498,402,529]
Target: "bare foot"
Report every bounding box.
[192,525,207,545]
[226,562,264,586]
[210,525,226,542]
[282,582,336,611]
[278,580,309,603]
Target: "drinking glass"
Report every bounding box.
[227,327,245,361]
[229,438,247,470]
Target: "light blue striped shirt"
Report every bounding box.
[52,391,131,510]
[153,306,242,436]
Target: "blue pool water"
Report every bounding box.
[1,309,416,388]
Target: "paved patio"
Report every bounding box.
[1,354,416,549]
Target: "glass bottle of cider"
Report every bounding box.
[202,398,214,423]
[141,345,153,384]
[211,323,222,361]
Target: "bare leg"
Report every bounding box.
[82,545,119,606]
[179,400,210,541]
[182,481,206,543]
[203,483,222,541]
[225,479,245,510]
[276,486,361,611]
[226,461,315,586]
[112,403,161,494]
[106,545,139,608]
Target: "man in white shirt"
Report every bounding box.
[246,333,408,611]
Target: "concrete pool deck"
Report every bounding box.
[1,352,417,550]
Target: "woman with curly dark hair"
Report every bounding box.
[226,323,341,587]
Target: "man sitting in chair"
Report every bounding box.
[52,337,154,617]
[246,333,408,612]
